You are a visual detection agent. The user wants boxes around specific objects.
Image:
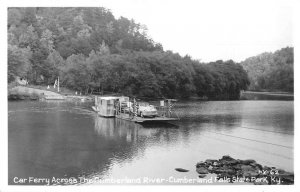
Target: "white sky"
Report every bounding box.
[99,0,293,62]
[2,0,294,62]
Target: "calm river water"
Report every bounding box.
[8,100,294,185]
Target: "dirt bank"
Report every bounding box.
[8,86,65,100]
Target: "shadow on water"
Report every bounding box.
[93,116,180,142]
[139,121,179,129]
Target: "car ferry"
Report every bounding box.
[92,96,179,123]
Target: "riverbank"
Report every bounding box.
[8,85,294,102]
[8,86,93,101]
[8,86,63,100]
[243,91,293,96]
[240,91,294,100]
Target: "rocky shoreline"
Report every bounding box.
[195,155,294,185]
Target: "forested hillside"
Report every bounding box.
[8,7,250,100]
[241,47,293,92]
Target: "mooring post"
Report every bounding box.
[133,98,137,119]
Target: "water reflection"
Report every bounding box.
[8,100,294,185]
[94,116,180,141]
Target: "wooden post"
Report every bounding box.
[58,76,60,92]
[168,100,172,117]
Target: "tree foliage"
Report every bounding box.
[241,47,293,92]
[8,7,251,100]
[8,45,32,83]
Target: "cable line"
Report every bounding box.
[238,125,294,135]
[219,123,294,135]
[205,130,293,149]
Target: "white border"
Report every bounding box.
[1,0,299,192]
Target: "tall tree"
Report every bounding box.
[8,45,32,82]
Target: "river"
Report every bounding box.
[8,100,294,185]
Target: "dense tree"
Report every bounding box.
[241,47,293,92]
[8,7,253,100]
[8,45,32,83]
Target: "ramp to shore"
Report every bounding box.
[9,86,65,100]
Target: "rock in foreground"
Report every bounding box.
[175,168,189,172]
[195,155,294,185]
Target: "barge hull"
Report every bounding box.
[116,114,178,123]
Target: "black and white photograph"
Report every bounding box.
[1,0,299,191]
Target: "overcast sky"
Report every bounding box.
[99,0,293,62]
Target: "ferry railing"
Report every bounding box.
[155,106,180,119]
